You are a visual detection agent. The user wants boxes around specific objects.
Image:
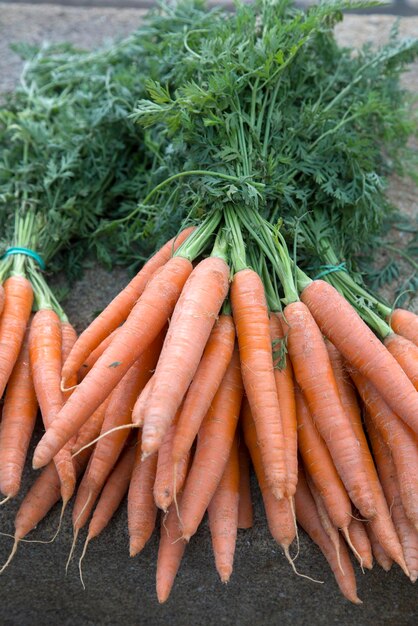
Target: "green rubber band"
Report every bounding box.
[2,247,46,270]
[313,262,347,281]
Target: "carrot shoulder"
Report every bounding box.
[301,279,418,436]
[62,227,195,385]
[390,309,418,346]
[0,275,33,398]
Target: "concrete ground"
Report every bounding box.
[0,4,417,625]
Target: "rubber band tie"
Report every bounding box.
[2,247,46,270]
[313,262,347,281]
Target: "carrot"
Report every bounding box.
[284,300,375,519]
[231,268,286,499]
[171,314,235,463]
[295,467,361,605]
[0,322,37,498]
[178,348,243,541]
[72,397,110,456]
[326,340,407,570]
[154,412,190,513]
[0,275,33,398]
[366,416,418,582]
[78,329,118,382]
[33,256,192,470]
[29,309,75,504]
[301,279,418,436]
[132,375,154,427]
[269,312,297,497]
[384,333,418,391]
[351,370,418,532]
[366,524,392,572]
[237,438,253,530]
[156,494,187,604]
[295,385,352,531]
[128,432,158,557]
[241,399,295,556]
[305,473,344,573]
[0,283,5,317]
[208,435,239,583]
[141,256,230,457]
[86,333,163,495]
[390,309,418,346]
[78,444,136,587]
[345,518,373,570]
[61,226,195,386]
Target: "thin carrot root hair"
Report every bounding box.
[0,495,12,506]
[60,380,78,393]
[172,462,182,526]
[0,531,59,545]
[348,511,369,523]
[0,537,18,574]
[65,528,79,574]
[342,527,364,573]
[289,496,300,561]
[78,532,92,590]
[72,424,136,458]
[162,511,170,537]
[283,546,324,585]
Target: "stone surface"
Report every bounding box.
[0,5,417,626]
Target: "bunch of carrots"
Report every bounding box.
[1,207,416,605]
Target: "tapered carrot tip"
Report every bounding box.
[363,556,373,571]
[218,565,232,584]
[352,596,363,606]
[32,444,49,470]
[157,584,171,604]
[129,536,148,557]
[410,572,417,584]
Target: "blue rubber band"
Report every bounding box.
[313,262,347,281]
[2,247,46,270]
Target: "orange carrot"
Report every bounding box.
[208,435,240,583]
[78,329,118,381]
[29,309,75,504]
[345,518,373,570]
[141,256,230,456]
[132,375,154,427]
[301,279,418,435]
[237,438,253,530]
[156,494,186,604]
[0,283,5,317]
[231,268,286,499]
[305,473,344,573]
[241,399,295,555]
[366,524,392,572]
[284,300,375,519]
[269,312,297,497]
[295,467,361,605]
[366,415,418,582]
[326,340,407,570]
[33,256,192,470]
[179,348,243,541]
[128,432,158,557]
[72,397,110,456]
[87,445,135,542]
[154,412,190,513]
[351,370,418,532]
[0,322,37,497]
[86,333,163,495]
[0,276,33,397]
[384,333,418,391]
[390,309,418,346]
[171,314,235,463]
[62,227,195,386]
[295,385,352,531]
